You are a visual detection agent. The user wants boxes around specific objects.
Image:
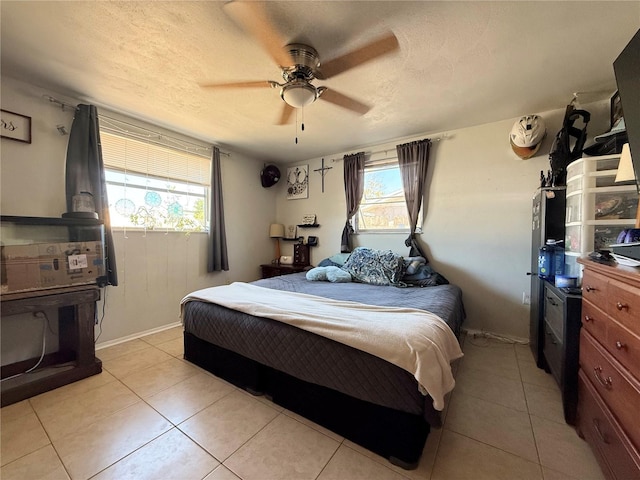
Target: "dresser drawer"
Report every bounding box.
[543,321,562,385]
[583,269,612,311]
[583,301,640,379]
[606,277,640,334]
[577,369,640,480]
[580,330,640,450]
[544,285,564,339]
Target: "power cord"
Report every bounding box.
[0,311,49,382]
[94,286,107,344]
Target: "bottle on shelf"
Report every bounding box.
[538,239,564,280]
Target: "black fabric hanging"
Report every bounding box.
[207,146,229,272]
[65,104,118,286]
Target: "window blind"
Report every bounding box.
[101,132,210,186]
[365,154,398,169]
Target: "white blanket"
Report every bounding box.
[181,282,463,410]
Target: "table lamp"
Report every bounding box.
[269,223,285,262]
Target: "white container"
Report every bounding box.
[564,154,639,281]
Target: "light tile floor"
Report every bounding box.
[1,327,606,480]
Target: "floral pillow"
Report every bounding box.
[341,247,405,286]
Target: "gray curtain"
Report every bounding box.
[396,138,431,258]
[207,146,229,271]
[65,104,118,286]
[341,152,365,253]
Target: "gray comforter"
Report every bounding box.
[182,272,465,423]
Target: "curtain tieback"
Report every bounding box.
[405,234,415,247]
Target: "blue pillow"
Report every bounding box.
[326,267,352,283]
[306,266,352,283]
[317,253,351,267]
[306,267,328,281]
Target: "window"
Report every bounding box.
[101,131,210,231]
[355,159,421,233]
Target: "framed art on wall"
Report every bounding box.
[285,224,297,239]
[287,164,309,200]
[1,109,31,144]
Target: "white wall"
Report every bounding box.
[274,101,610,339]
[2,74,612,347]
[1,76,277,362]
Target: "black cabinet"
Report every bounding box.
[542,281,582,424]
[293,244,310,266]
[529,187,566,368]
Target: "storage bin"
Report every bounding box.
[1,216,105,293]
[564,155,639,280]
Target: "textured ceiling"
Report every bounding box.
[1,1,639,163]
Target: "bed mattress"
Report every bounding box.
[182,272,464,419]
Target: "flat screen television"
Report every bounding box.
[613,28,640,192]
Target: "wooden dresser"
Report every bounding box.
[576,257,640,480]
[260,263,310,279]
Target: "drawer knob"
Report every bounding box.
[616,302,629,311]
[584,315,593,323]
[593,366,613,389]
[615,341,626,350]
[585,285,597,292]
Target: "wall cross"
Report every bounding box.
[313,158,333,193]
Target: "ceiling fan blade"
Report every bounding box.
[318,89,371,115]
[319,32,399,79]
[277,103,295,125]
[199,80,275,89]
[224,1,294,67]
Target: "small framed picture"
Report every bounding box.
[610,91,623,129]
[286,164,309,200]
[1,109,32,144]
[285,225,297,239]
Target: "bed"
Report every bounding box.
[181,263,464,469]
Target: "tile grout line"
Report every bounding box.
[25,400,73,480]
[516,350,546,473]
[103,352,236,478]
[449,341,547,475]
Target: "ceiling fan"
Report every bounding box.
[200,1,400,125]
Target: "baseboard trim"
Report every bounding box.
[95,321,182,350]
[462,328,529,345]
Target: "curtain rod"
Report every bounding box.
[43,95,77,112]
[331,134,448,162]
[42,95,229,157]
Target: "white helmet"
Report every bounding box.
[510,115,546,159]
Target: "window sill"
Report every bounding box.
[354,229,423,235]
[111,227,209,234]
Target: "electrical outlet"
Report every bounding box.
[522,292,531,305]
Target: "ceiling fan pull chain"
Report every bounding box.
[301,107,305,131]
[295,108,299,144]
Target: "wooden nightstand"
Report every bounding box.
[260,263,311,279]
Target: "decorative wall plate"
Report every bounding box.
[287,164,309,200]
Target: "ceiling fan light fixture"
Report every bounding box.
[281,82,317,108]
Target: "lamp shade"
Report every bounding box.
[616,143,637,183]
[281,83,316,108]
[269,223,285,238]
